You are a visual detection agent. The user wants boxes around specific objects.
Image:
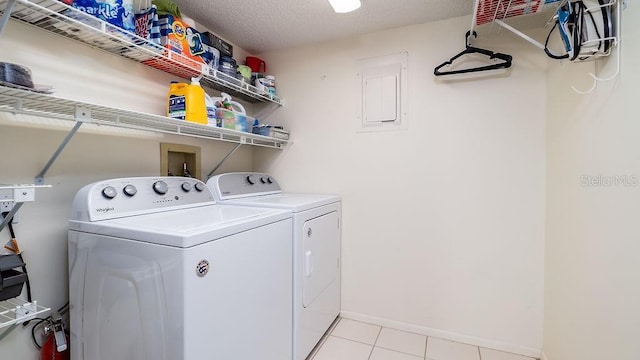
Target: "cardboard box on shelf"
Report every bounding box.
[143,15,218,73]
[202,31,233,57]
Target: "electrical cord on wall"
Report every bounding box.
[544,0,610,61]
[29,317,51,349]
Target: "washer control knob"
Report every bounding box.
[123,184,137,197]
[261,176,272,184]
[181,182,193,192]
[265,176,273,184]
[246,175,257,185]
[153,180,169,195]
[194,182,205,192]
[102,186,117,199]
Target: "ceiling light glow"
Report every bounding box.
[328,0,361,13]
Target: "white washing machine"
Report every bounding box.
[207,172,341,360]
[68,177,293,360]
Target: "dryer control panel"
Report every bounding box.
[71,177,215,222]
[208,172,282,200]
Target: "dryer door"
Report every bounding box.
[302,211,340,307]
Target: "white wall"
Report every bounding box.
[0,20,253,358]
[9,7,628,359]
[256,16,547,356]
[543,7,640,360]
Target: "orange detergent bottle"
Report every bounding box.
[167,78,207,124]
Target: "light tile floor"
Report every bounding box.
[308,318,538,360]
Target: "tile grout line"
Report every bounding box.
[424,336,429,360]
[330,318,535,360]
[367,326,383,360]
[375,344,428,359]
[372,326,431,359]
[332,334,380,347]
[373,326,383,345]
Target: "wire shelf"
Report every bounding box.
[0,298,50,329]
[0,0,282,105]
[474,0,562,26]
[0,86,288,149]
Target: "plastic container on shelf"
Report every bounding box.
[235,113,247,132]
[264,75,276,98]
[252,125,289,140]
[204,93,217,125]
[215,108,235,129]
[215,109,248,132]
[167,78,207,124]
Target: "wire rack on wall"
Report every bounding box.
[474,0,562,26]
[472,0,564,49]
[0,0,282,104]
[463,0,622,92]
[0,298,50,330]
[0,86,288,149]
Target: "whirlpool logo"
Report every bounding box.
[95,207,115,213]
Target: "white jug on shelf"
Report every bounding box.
[209,92,246,114]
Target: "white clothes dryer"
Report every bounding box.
[207,172,341,360]
[68,177,293,360]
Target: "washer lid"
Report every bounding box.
[218,193,341,213]
[69,204,291,248]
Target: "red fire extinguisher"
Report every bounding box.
[40,320,69,360]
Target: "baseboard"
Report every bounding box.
[340,311,543,359]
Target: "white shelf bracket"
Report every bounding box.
[34,121,83,185]
[0,184,50,232]
[75,106,92,122]
[493,19,546,50]
[206,143,242,180]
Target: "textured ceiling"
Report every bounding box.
[173,0,475,54]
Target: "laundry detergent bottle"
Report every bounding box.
[167,78,208,124]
